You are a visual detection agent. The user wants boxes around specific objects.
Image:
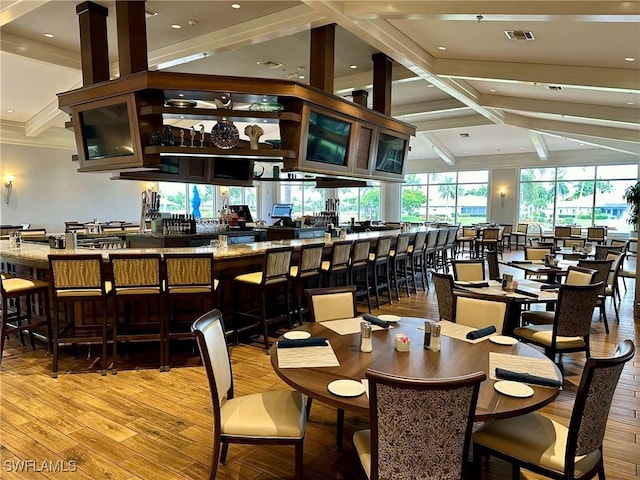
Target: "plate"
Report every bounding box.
[328,379,366,397]
[378,314,401,323]
[210,120,240,149]
[494,381,534,398]
[166,99,197,108]
[489,335,519,346]
[283,331,311,340]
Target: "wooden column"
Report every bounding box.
[116,0,148,76]
[352,89,369,107]
[372,53,393,115]
[76,1,109,85]
[310,24,335,93]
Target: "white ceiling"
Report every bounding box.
[1,0,639,167]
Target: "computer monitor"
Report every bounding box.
[271,203,293,219]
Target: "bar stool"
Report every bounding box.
[368,236,393,309]
[163,253,218,371]
[349,238,372,313]
[407,230,427,291]
[0,273,52,366]
[48,254,111,377]
[320,240,352,287]
[109,253,164,373]
[234,247,293,352]
[288,243,324,324]
[389,233,411,300]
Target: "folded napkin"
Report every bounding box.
[510,260,532,264]
[515,288,539,298]
[461,281,489,288]
[540,283,561,291]
[278,337,328,348]
[362,314,390,328]
[466,325,496,340]
[495,367,562,388]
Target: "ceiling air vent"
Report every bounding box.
[545,85,563,91]
[257,60,283,69]
[504,30,535,41]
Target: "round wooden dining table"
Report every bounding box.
[270,317,561,421]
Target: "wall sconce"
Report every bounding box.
[500,190,506,208]
[4,176,14,204]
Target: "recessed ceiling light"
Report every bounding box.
[350,65,358,69]
[627,101,635,105]
[624,57,635,62]
[44,33,54,38]
[297,75,305,79]
[427,84,434,87]
[178,93,185,97]
[231,3,241,9]
[171,24,182,29]
[437,46,446,51]
[7,109,14,113]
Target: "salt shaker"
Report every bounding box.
[360,321,373,353]
[429,323,441,352]
[423,321,432,349]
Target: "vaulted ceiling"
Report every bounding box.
[1,1,639,168]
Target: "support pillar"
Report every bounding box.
[76,1,110,85]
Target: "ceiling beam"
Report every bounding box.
[411,114,493,133]
[529,132,549,161]
[0,1,52,27]
[342,1,640,22]
[149,5,328,70]
[391,98,468,117]
[483,94,640,126]
[417,132,456,165]
[25,80,82,137]
[0,32,81,70]
[435,58,640,93]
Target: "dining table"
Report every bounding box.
[270,316,562,422]
[501,258,579,284]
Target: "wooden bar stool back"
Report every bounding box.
[368,236,393,309]
[48,254,110,377]
[288,244,324,324]
[350,238,373,312]
[320,240,353,287]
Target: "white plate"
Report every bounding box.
[378,314,401,323]
[283,331,311,340]
[489,335,519,346]
[494,381,534,398]
[328,379,366,397]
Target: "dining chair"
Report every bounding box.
[457,227,477,258]
[452,290,512,333]
[389,233,411,300]
[578,258,614,333]
[562,237,585,248]
[349,238,373,313]
[524,245,553,261]
[564,265,597,286]
[423,229,439,273]
[451,259,485,282]
[354,368,485,480]
[288,243,324,324]
[514,282,602,364]
[48,254,110,377]
[587,226,606,244]
[476,227,499,258]
[499,224,512,252]
[512,223,529,250]
[554,226,571,247]
[472,339,635,480]
[163,253,218,371]
[602,251,624,324]
[433,228,450,272]
[191,309,307,480]
[234,247,294,352]
[431,271,455,322]
[486,250,501,281]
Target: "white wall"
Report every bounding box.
[1,143,147,234]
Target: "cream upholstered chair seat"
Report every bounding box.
[473,412,601,477]
[2,277,50,294]
[353,430,372,478]
[221,390,306,438]
[234,271,263,284]
[56,281,113,297]
[522,310,554,325]
[514,324,586,350]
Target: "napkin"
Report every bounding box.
[510,260,532,264]
[466,325,496,340]
[495,367,562,387]
[540,283,561,290]
[362,314,390,328]
[277,337,328,348]
[515,288,539,298]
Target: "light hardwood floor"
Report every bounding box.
[1,252,638,479]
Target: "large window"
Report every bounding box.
[157,183,256,221]
[279,182,325,219]
[401,171,489,225]
[337,185,381,222]
[518,164,638,232]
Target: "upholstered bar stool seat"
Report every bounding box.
[1,274,52,365]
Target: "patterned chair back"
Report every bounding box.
[554,283,601,339]
[164,253,215,293]
[431,271,454,322]
[263,247,294,286]
[367,368,485,480]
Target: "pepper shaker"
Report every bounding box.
[424,321,432,349]
[429,323,441,352]
[360,321,373,353]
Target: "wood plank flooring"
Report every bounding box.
[1,251,638,479]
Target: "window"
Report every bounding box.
[157,183,256,220]
[518,164,638,232]
[401,171,488,225]
[279,182,325,219]
[337,185,381,221]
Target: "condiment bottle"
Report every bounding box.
[360,321,372,353]
[424,321,432,349]
[429,323,441,352]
